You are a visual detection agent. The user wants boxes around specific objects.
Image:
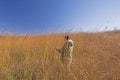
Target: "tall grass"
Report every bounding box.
[0,31,120,80]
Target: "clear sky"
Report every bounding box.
[0,0,120,34]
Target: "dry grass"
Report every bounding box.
[0,31,120,80]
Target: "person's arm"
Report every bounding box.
[61,42,67,52]
[56,48,61,53]
[56,42,67,53]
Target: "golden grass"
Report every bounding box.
[0,31,120,80]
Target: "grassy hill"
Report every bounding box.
[0,31,120,80]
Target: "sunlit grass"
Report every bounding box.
[0,31,120,80]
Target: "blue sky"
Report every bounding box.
[0,0,120,34]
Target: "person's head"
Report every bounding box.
[65,35,70,40]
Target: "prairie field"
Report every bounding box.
[0,31,120,80]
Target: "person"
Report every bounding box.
[56,35,74,71]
